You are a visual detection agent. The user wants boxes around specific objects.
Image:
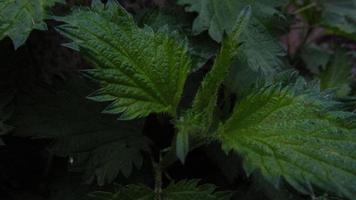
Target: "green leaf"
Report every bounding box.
[176,6,251,162]
[320,49,353,97]
[138,9,218,71]
[322,0,356,35]
[56,0,191,120]
[217,85,356,198]
[89,180,231,200]
[177,0,285,75]
[176,129,189,163]
[12,76,151,186]
[0,0,64,49]
[237,18,284,75]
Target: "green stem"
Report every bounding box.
[292,2,317,14]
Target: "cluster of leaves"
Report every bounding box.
[0,0,356,200]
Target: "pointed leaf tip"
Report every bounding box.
[176,131,189,163]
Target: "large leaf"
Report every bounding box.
[12,76,150,186]
[0,0,64,49]
[56,0,191,120]
[175,6,251,162]
[217,85,356,199]
[177,0,285,75]
[89,180,231,200]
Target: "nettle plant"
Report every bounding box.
[1,0,356,199]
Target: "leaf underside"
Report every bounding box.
[56,0,191,120]
[218,85,356,199]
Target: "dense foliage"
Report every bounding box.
[0,0,356,200]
